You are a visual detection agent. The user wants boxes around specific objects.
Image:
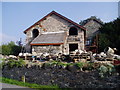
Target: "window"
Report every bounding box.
[86,39,91,46]
[32,29,39,39]
[69,27,78,35]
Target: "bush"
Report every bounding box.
[82,62,94,71]
[75,62,85,70]
[6,59,25,68]
[49,60,73,67]
[115,65,120,75]
[98,65,108,78]
[42,61,97,71]
[0,58,7,69]
[98,63,115,78]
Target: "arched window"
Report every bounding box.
[69,27,78,35]
[32,29,39,39]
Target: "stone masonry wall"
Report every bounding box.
[84,20,102,38]
[2,65,120,88]
[25,14,72,42]
[32,45,61,55]
[25,14,85,54]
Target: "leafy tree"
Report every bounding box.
[98,34,110,52]
[98,18,120,54]
[11,45,22,56]
[1,44,11,55]
[0,41,22,56]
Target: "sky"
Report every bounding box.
[118,1,120,18]
[1,1,119,45]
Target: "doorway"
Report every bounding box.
[69,44,78,52]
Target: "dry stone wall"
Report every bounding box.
[2,65,120,88]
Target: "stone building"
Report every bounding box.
[24,11,86,55]
[80,16,103,53]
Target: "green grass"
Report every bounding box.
[0,77,59,89]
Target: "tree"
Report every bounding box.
[0,41,22,56]
[98,34,110,52]
[1,44,11,55]
[98,18,120,54]
[11,45,22,56]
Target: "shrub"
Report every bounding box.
[50,60,58,65]
[58,62,73,67]
[6,59,25,68]
[98,65,108,78]
[75,62,85,68]
[49,60,73,67]
[85,62,94,70]
[105,63,115,75]
[98,63,115,78]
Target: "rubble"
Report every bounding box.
[16,47,120,64]
[9,55,17,59]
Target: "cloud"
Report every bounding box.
[0,32,17,45]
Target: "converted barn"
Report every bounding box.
[24,11,86,55]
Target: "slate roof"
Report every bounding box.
[30,32,66,45]
[24,11,86,34]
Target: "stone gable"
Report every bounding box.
[84,19,102,39]
[24,11,85,54]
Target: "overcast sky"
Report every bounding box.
[1,2,119,45]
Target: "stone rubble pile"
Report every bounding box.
[17,47,120,62]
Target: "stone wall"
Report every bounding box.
[32,45,62,55]
[84,20,102,39]
[2,65,120,88]
[41,14,71,33]
[25,14,85,54]
[25,14,72,43]
[65,29,85,54]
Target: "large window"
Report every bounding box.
[69,27,78,35]
[32,29,39,39]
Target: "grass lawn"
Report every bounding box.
[0,77,60,89]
